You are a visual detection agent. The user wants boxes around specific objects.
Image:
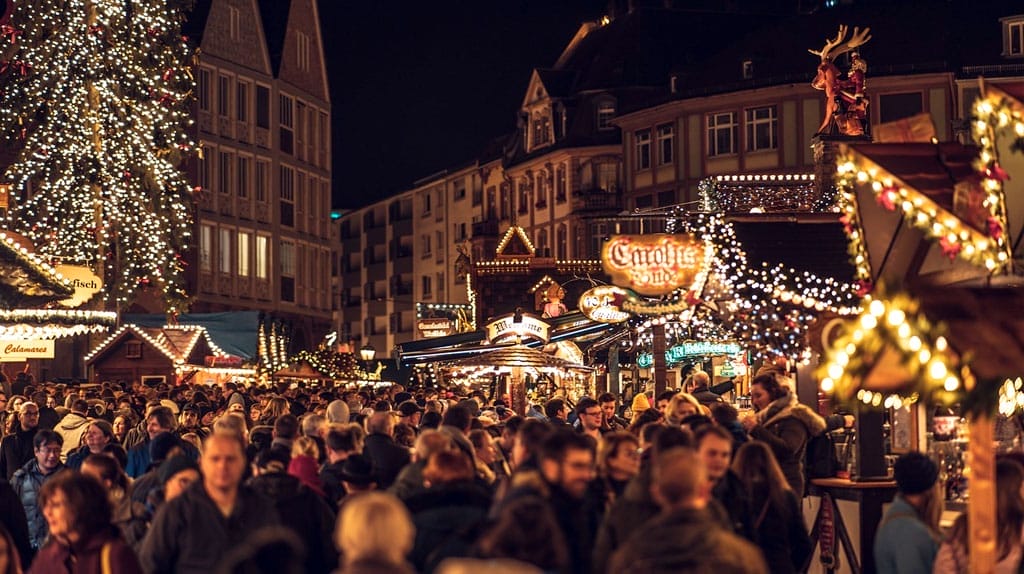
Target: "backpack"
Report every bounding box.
[804,430,840,481]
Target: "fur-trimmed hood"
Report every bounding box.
[760,393,827,437]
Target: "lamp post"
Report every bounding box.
[360,343,378,380]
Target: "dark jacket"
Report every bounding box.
[123,422,148,450]
[112,491,150,553]
[12,458,63,549]
[361,433,410,489]
[138,481,280,574]
[65,446,98,471]
[609,506,768,574]
[692,386,724,406]
[404,481,492,573]
[710,470,757,542]
[27,526,142,574]
[0,477,33,568]
[0,426,37,480]
[37,407,60,431]
[748,396,826,496]
[320,459,346,505]
[750,488,811,574]
[388,459,427,501]
[247,471,338,574]
[125,439,151,479]
[592,465,661,574]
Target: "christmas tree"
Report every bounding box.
[0,0,196,313]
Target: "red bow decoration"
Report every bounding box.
[162,68,174,82]
[939,236,961,260]
[88,25,104,36]
[684,290,702,306]
[875,186,898,211]
[854,280,873,297]
[0,59,30,76]
[1,24,22,44]
[158,93,176,106]
[985,163,1010,183]
[987,216,1004,240]
[839,214,853,235]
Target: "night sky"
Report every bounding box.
[318,0,604,210]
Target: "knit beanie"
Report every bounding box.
[149,432,182,463]
[631,393,651,414]
[159,454,199,485]
[893,451,939,495]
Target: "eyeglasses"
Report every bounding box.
[583,410,602,417]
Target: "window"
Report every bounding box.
[422,192,431,216]
[486,186,496,219]
[296,32,311,71]
[228,6,240,40]
[217,75,231,118]
[518,180,529,214]
[500,183,510,220]
[597,101,616,130]
[879,92,923,124]
[280,241,295,302]
[635,130,651,170]
[590,222,608,259]
[219,228,232,274]
[742,60,754,79]
[238,231,251,277]
[218,151,232,194]
[537,228,549,257]
[472,183,482,206]
[280,165,294,227]
[556,224,568,260]
[421,234,431,257]
[236,81,249,123]
[435,231,443,262]
[1006,19,1024,56]
[657,189,676,206]
[635,195,654,210]
[279,94,294,154]
[256,235,269,279]
[255,85,270,129]
[237,156,249,198]
[597,162,618,193]
[255,159,269,202]
[532,112,551,148]
[745,106,777,151]
[453,179,466,201]
[657,124,674,165]
[707,112,737,156]
[125,341,142,359]
[556,165,567,202]
[437,272,445,293]
[197,145,212,191]
[421,275,432,297]
[199,224,213,272]
[197,68,211,112]
[454,222,467,241]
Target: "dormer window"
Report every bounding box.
[597,101,616,130]
[1002,16,1024,57]
[531,110,552,150]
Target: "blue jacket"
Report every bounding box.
[11,459,63,549]
[874,495,939,574]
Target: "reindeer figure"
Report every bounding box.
[809,25,872,136]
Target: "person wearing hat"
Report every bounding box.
[130,432,187,507]
[874,451,942,573]
[338,453,377,504]
[397,400,424,429]
[159,454,200,503]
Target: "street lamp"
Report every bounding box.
[360,343,376,362]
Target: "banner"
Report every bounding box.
[0,339,55,361]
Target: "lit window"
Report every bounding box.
[238,231,251,277]
[219,228,232,274]
[256,235,269,279]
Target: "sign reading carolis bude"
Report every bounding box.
[602,234,704,296]
[486,313,550,344]
[579,285,632,323]
[417,318,453,338]
[0,339,55,362]
[54,265,103,308]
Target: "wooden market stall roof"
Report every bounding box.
[849,143,979,217]
[0,230,73,307]
[85,324,227,367]
[271,361,330,380]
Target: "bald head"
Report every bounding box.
[652,447,708,510]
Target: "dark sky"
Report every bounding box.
[318,0,604,210]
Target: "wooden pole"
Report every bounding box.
[653,323,667,396]
[968,413,996,574]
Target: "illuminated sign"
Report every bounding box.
[486,313,550,344]
[55,265,103,308]
[637,341,743,368]
[0,339,55,361]
[602,234,705,296]
[579,285,632,323]
[417,318,453,338]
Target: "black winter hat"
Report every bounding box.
[159,454,198,485]
[893,451,939,495]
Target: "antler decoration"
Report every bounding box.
[809,25,871,62]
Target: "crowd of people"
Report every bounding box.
[0,369,1019,573]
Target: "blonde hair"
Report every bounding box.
[291,435,319,460]
[666,393,704,425]
[336,492,415,565]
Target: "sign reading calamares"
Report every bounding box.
[602,234,705,296]
[579,285,632,323]
[0,339,55,361]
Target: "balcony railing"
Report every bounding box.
[573,188,623,211]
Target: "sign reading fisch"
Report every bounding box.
[486,313,550,344]
[55,265,103,308]
[0,339,55,361]
[579,285,632,324]
[602,234,705,296]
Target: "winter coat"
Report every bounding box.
[592,465,661,574]
[361,433,410,489]
[248,471,338,574]
[748,394,826,496]
[874,496,940,574]
[124,439,151,478]
[111,491,150,553]
[138,481,280,574]
[711,470,757,543]
[0,476,34,568]
[608,506,768,574]
[55,412,90,459]
[123,422,148,451]
[65,446,103,470]
[749,487,811,574]
[404,481,492,573]
[12,458,63,549]
[388,460,427,502]
[320,459,347,505]
[0,426,37,480]
[27,526,142,574]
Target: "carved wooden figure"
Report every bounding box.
[809,25,872,136]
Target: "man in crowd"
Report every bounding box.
[362,411,410,488]
[696,425,756,541]
[12,430,64,552]
[397,400,424,429]
[544,398,571,428]
[140,432,280,573]
[609,447,767,573]
[598,393,628,431]
[54,398,91,460]
[126,405,178,478]
[320,425,363,504]
[270,413,299,452]
[574,397,604,441]
[0,401,40,480]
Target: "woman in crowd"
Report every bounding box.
[289,436,326,498]
[111,413,134,445]
[30,471,142,574]
[65,421,116,470]
[664,393,704,427]
[933,458,1024,573]
[596,431,641,507]
[740,372,826,495]
[335,492,416,574]
[476,495,568,574]
[731,441,811,573]
[260,397,291,426]
[80,454,149,551]
[468,429,500,485]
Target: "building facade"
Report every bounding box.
[186,0,334,351]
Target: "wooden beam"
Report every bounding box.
[968,413,996,574]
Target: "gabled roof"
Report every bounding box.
[495,225,536,257]
[849,143,979,216]
[0,230,72,308]
[182,0,215,44]
[85,324,228,366]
